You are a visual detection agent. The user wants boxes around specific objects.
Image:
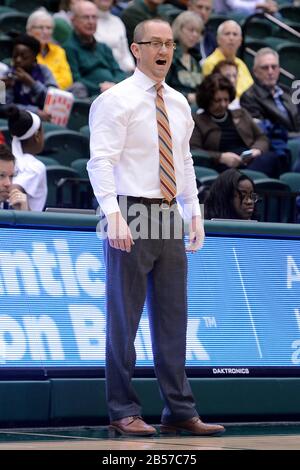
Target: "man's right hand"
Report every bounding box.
[8,188,28,210]
[107,211,134,252]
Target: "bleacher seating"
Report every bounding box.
[0,11,28,34]
[43,130,90,167]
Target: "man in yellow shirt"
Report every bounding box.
[202,20,253,98]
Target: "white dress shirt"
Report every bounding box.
[13,155,47,211]
[94,10,135,73]
[88,68,200,219]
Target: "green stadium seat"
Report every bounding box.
[43,130,89,167]
[0,35,13,61]
[244,19,273,39]
[37,156,59,167]
[254,177,292,222]
[207,14,229,34]
[279,5,300,23]
[158,4,181,22]
[277,43,300,85]
[71,158,88,179]
[42,121,66,134]
[287,139,300,169]
[0,12,28,34]
[79,124,90,138]
[240,169,267,180]
[0,6,17,14]
[46,165,79,207]
[4,0,43,13]
[274,22,300,43]
[68,100,90,131]
[280,172,300,192]
[191,148,213,168]
[53,17,72,46]
[194,165,218,181]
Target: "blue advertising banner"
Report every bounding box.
[0,227,300,372]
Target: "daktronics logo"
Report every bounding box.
[212,368,250,375]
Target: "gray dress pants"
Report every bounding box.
[104,200,198,423]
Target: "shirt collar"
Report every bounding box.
[132,67,166,92]
[273,85,284,98]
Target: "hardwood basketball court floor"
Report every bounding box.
[0,422,299,450]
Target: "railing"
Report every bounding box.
[241,11,300,81]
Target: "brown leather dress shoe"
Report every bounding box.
[160,417,225,436]
[109,416,157,436]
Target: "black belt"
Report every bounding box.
[118,196,177,207]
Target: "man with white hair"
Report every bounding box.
[241,47,300,171]
[27,8,73,90]
[202,20,253,97]
[65,0,126,96]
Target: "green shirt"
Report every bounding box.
[65,32,127,96]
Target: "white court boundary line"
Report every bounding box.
[233,247,262,359]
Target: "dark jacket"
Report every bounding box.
[240,81,300,133]
[190,108,269,162]
[190,28,217,63]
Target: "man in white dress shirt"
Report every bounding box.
[88,19,224,437]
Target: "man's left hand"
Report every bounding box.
[186,215,205,252]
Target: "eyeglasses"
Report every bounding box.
[258,64,279,71]
[31,25,53,31]
[137,41,176,50]
[236,191,259,203]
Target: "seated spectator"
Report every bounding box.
[167,11,203,105]
[0,144,28,210]
[54,0,80,25]
[240,48,300,171]
[121,0,167,46]
[204,168,258,220]
[202,20,253,97]
[188,0,217,61]
[94,0,135,73]
[217,0,278,15]
[212,59,240,109]
[8,109,47,211]
[190,73,283,177]
[5,34,57,121]
[65,0,127,97]
[27,8,73,90]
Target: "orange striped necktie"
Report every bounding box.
[155,83,177,202]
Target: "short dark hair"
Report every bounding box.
[0,144,15,163]
[204,169,255,219]
[195,73,236,110]
[8,108,34,138]
[13,33,40,56]
[212,59,238,74]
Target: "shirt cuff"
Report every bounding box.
[97,196,120,216]
[177,199,201,222]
